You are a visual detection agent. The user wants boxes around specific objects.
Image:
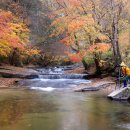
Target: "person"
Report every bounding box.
[120,62,130,87]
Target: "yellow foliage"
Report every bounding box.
[0,10,29,57]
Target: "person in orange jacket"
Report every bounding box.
[120,62,130,87]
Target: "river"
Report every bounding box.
[0,67,130,130]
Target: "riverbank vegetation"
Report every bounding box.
[0,0,130,75]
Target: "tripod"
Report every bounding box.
[115,66,122,90]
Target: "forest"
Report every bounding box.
[0,0,130,75]
[1,1,130,130]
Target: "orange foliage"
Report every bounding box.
[67,43,111,63]
[68,53,82,63]
[25,48,41,56]
[69,0,82,6]
[67,15,94,32]
[68,19,86,32]
[56,0,82,7]
[60,36,74,46]
[50,0,97,52]
[51,14,95,47]
[50,0,110,63]
[87,43,111,54]
[0,10,29,57]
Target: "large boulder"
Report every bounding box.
[108,87,130,100]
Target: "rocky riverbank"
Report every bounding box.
[74,77,116,93]
[0,65,117,94]
[0,65,38,88]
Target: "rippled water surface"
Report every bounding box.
[0,89,130,130]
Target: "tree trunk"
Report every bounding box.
[82,58,88,70]
[110,0,122,67]
[9,48,22,66]
[74,33,80,51]
[111,14,122,67]
[94,53,101,75]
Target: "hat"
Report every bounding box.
[120,62,127,67]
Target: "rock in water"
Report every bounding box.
[108,87,130,100]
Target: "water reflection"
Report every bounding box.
[0,90,58,129]
[0,90,130,130]
[57,93,88,130]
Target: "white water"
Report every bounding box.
[31,87,56,92]
[22,79,91,91]
[19,67,90,91]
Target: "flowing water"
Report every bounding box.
[19,67,89,91]
[1,67,130,130]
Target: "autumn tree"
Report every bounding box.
[49,0,110,72]
[0,10,29,65]
[86,43,111,74]
[91,0,130,67]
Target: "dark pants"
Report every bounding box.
[123,75,130,87]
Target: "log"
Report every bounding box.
[75,82,115,92]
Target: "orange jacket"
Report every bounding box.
[121,66,130,76]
